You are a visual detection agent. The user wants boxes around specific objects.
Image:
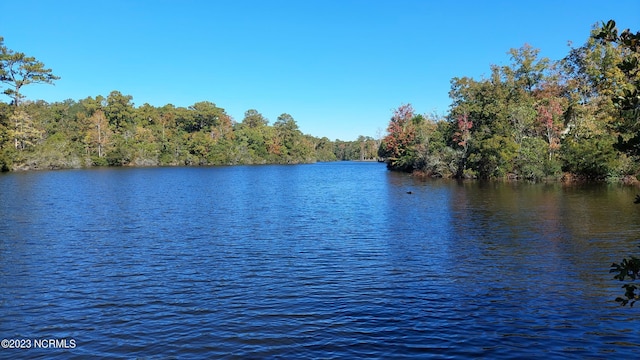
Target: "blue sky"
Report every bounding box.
[1,1,638,140]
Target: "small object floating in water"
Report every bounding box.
[406,191,412,194]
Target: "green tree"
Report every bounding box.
[446,44,566,179]
[560,22,634,179]
[0,36,60,107]
[182,101,225,133]
[235,109,270,163]
[516,137,550,180]
[0,102,12,170]
[355,135,379,161]
[611,242,640,306]
[561,134,618,179]
[595,20,640,156]
[593,20,640,306]
[0,37,7,93]
[242,109,269,128]
[106,134,133,166]
[273,113,300,161]
[503,44,550,94]
[104,91,134,132]
[43,99,83,141]
[0,37,59,157]
[314,136,337,162]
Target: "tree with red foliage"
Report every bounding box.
[535,97,563,160]
[452,112,473,177]
[453,112,472,151]
[378,104,418,171]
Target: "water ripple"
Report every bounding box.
[1,164,639,358]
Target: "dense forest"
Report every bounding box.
[0,37,380,171]
[379,20,640,182]
[0,93,381,171]
[0,20,638,182]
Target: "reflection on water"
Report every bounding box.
[1,163,639,359]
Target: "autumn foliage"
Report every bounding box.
[378,104,418,171]
[453,113,472,148]
[379,20,640,180]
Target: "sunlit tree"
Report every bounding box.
[0,36,59,107]
[84,109,111,159]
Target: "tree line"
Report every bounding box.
[1,20,638,178]
[0,37,380,171]
[379,20,639,182]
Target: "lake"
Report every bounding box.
[1,161,639,359]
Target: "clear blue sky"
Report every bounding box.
[1,0,638,140]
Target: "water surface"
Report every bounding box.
[1,162,639,359]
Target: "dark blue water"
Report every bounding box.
[1,162,639,359]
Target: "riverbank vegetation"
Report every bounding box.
[1,20,638,181]
[0,36,381,171]
[595,21,640,306]
[379,20,639,182]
